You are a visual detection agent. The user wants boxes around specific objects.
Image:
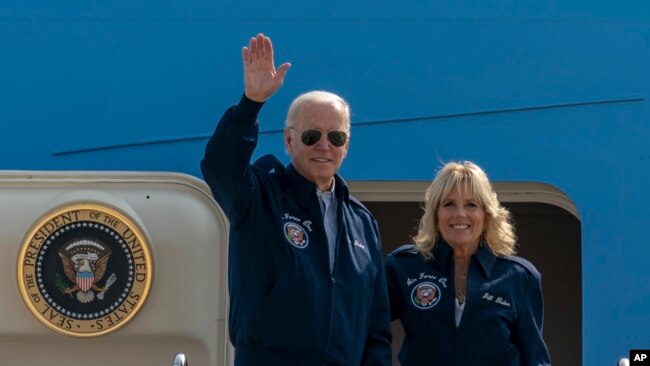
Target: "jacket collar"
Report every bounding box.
[433,239,497,279]
[284,164,350,211]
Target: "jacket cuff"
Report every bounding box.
[232,93,265,125]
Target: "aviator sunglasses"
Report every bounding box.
[294,129,348,147]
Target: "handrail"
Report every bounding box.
[172,353,188,366]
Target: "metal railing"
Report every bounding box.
[172,353,188,366]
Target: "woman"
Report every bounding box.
[386,161,551,365]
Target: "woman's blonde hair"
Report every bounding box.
[413,161,516,260]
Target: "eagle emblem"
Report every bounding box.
[283,222,309,248]
[417,285,436,304]
[410,282,441,310]
[58,238,117,303]
[18,204,153,337]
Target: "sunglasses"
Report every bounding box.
[298,129,348,147]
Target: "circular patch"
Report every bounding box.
[410,281,441,310]
[17,203,153,337]
[283,222,309,249]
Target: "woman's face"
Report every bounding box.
[437,184,486,250]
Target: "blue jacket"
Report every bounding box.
[201,95,392,366]
[386,242,551,366]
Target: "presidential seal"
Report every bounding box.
[283,222,309,249]
[410,281,441,310]
[17,203,153,337]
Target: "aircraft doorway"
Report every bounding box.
[352,182,582,366]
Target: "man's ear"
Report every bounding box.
[284,128,293,150]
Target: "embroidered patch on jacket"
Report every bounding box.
[481,292,511,307]
[410,281,441,310]
[283,222,309,249]
[17,204,153,337]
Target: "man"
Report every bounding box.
[201,33,392,365]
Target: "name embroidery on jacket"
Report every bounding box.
[482,292,511,307]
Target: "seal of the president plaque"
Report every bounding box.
[17,204,153,337]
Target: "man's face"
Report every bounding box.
[284,101,349,191]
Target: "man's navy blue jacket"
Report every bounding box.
[386,242,551,366]
[201,95,392,366]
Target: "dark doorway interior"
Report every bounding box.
[364,201,582,366]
